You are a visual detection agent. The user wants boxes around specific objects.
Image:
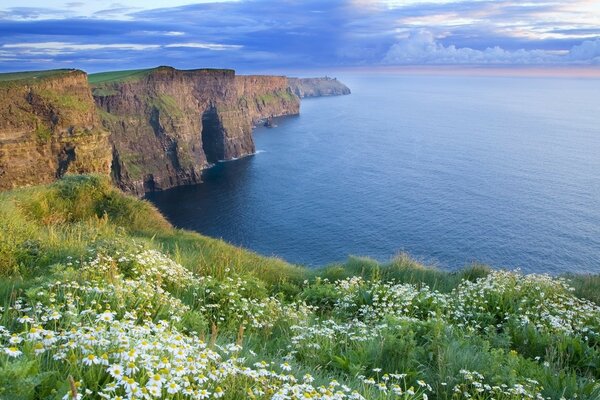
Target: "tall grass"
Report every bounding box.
[0,175,599,399]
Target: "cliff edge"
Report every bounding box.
[0,69,112,191]
[92,67,300,194]
[288,77,351,98]
[0,67,351,195]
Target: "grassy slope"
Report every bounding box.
[0,69,77,84]
[1,175,599,399]
[0,174,303,285]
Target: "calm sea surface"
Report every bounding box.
[147,74,600,273]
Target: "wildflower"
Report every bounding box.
[96,311,115,323]
[166,382,180,394]
[280,362,292,371]
[4,347,22,357]
[108,364,124,380]
[82,354,100,366]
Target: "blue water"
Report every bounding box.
[147,74,600,274]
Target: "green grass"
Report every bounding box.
[91,87,119,97]
[34,125,53,143]
[34,88,91,113]
[0,69,76,83]
[0,174,303,283]
[88,68,154,84]
[147,93,184,118]
[88,66,235,85]
[0,175,599,399]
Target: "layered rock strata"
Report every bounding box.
[93,67,300,194]
[0,70,111,191]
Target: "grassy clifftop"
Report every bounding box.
[0,69,78,84]
[0,176,599,399]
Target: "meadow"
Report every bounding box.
[0,175,599,399]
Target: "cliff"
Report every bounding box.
[92,67,300,194]
[0,67,349,195]
[0,69,112,190]
[288,77,351,98]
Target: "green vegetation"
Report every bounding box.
[34,88,91,114]
[91,87,119,97]
[255,89,296,106]
[88,67,235,85]
[0,69,76,84]
[88,69,154,84]
[0,175,599,399]
[147,94,185,119]
[34,125,53,143]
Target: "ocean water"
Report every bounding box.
[147,74,600,274]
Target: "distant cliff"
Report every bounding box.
[92,67,299,194]
[0,70,111,191]
[288,77,351,98]
[0,67,351,195]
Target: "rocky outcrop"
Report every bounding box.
[0,70,112,191]
[93,67,300,195]
[288,77,351,98]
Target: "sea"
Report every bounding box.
[147,73,600,274]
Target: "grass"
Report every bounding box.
[0,175,599,399]
[0,69,76,84]
[88,68,154,84]
[147,94,184,118]
[34,125,53,143]
[34,88,92,114]
[88,66,237,85]
[254,89,297,106]
[0,175,303,285]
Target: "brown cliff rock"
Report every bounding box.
[0,70,112,190]
[92,67,300,195]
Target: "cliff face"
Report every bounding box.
[0,68,347,195]
[93,67,299,194]
[0,70,112,191]
[288,77,351,98]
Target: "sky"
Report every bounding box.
[1,0,600,73]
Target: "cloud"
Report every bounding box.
[382,30,600,65]
[3,41,243,55]
[568,39,600,64]
[164,42,242,51]
[0,0,599,72]
[382,31,555,65]
[3,42,161,55]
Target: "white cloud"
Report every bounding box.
[2,42,160,55]
[568,39,600,64]
[382,31,600,65]
[164,42,243,51]
[1,41,242,56]
[0,0,239,20]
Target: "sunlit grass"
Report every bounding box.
[0,175,598,399]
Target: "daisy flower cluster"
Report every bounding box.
[192,275,312,331]
[0,245,432,400]
[331,277,447,321]
[449,271,600,342]
[451,369,545,400]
